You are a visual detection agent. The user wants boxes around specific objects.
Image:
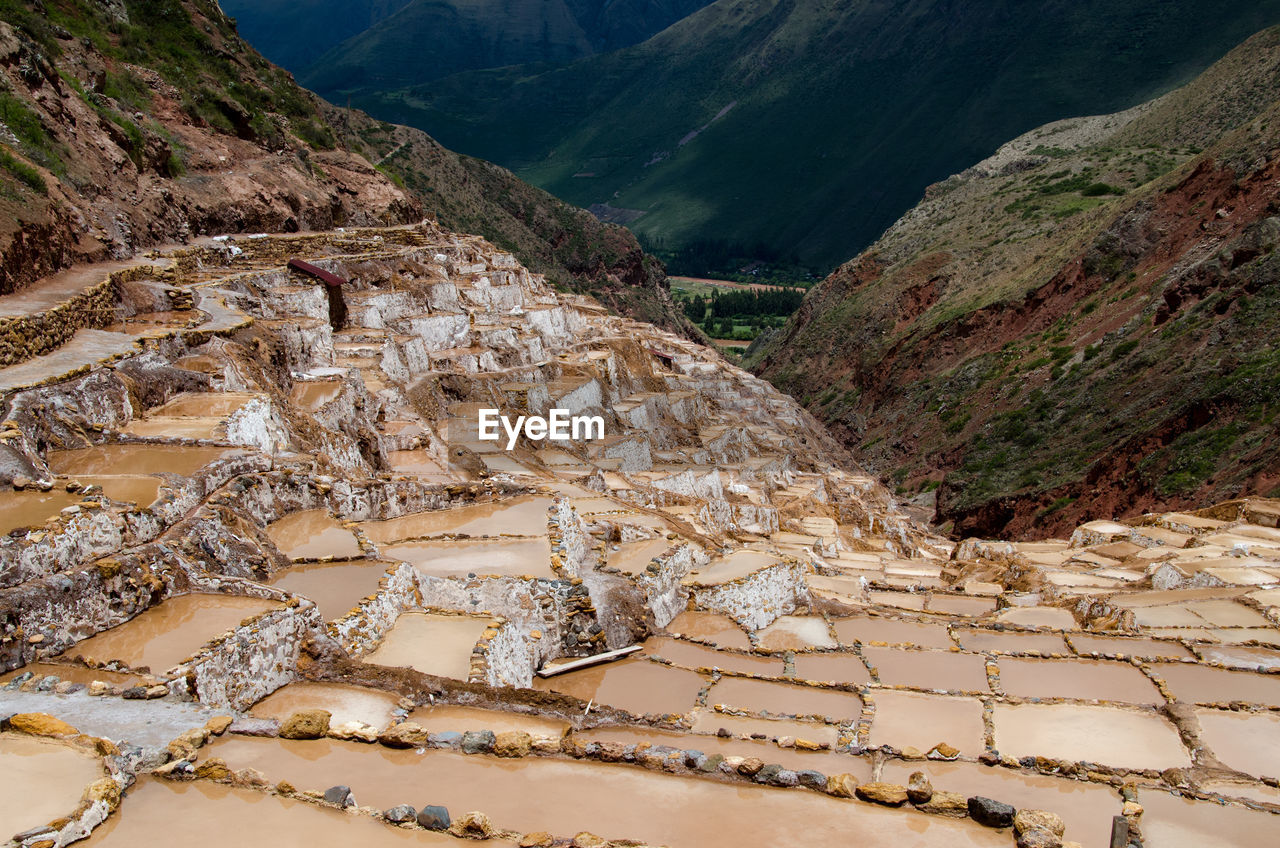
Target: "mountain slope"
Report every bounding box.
[0,0,690,334]
[217,0,414,72]
[749,26,1280,539]
[335,0,1280,275]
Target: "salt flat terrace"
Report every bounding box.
[0,223,1277,848]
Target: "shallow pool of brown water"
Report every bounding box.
[1193,708,1280,778]
[995,657,1162,704]
[792,652,873,685]
[361,496,553,542]
[47,445,239,477]
[1150,662,1280,705]
[0,732,104,831]
[266,561,387,621]
[0,489,82,534]
[954,628,1069,655]
[991,703,1191,770]
[250,682,401,728]
[863,647,990,693]
[867,690,986,755]
[641,637,783,676]
[833,617,955,650]
[266,509,364,561]
[706,676,861,722]
[384,537,554,579]
[364,612,491,680]
[756,615,837,651]
[62,594,282,674]
[1068,633,1193,660]
[664,610,751,650]
[405,704,570,738]
[533,658,706,717]
[1137,786,1280,848]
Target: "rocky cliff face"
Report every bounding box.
[750,27,1280,540]
[0,1,691,336]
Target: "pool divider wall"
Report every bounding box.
[327,562,420,656]
[690,560,812,632]
[635,543,705,630]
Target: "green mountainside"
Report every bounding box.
[323,0,1280,276]
[0,0,690,334]
[748,26,1280,539]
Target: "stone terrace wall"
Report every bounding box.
[0,274,117,367]
[690,560,811,631]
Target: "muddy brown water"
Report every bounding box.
[683,549,782,585]
[880,759,1124,847]
[706,676,861,722]
[664,610,751,650]
[863,647,990,693]
[150,392,257,417]
[995,657,1162,704]
[606,537,673,575]
[574,726,872,777]
[833,617,956,650]
[867,691,986,755]
[1192,708,1280,779]
[756,615,838,650]
[689,710,842,746]
[121,417,223,440]
[1193,644,1280,671]
[991,703,1191,770]
[533,657,707,717]
[927,594,998,617]
[81,777,492,847]
[208,736,1009,847]
[47,445,239,477]
[92,475,162,507]
[291,380,344,411]
[360,495,553,542]
[953,628,1069,655]
[1068,633,1194,660]
[406,704,570,738]
[0,662,143,688]
[62,594,283,674]
[792,652,873,685]
[384,537,555,579]
[641,636,783,676]
[250,682,402,729]
[364,613,491,680]
[266,561,386,621]
[0,732,104,831]
[0,489,83,534]
[266,509,364,561]
[1137,785,1280,848]
[1150,662,1280,705]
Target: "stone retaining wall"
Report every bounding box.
[690,560,810,631]
[0,272,120,368]
[327,562,420,656]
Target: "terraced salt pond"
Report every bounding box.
[755,615,837,650]
[250,682,402,728]
[360,496,553,542]
[82,778,472,847]
[363,612,492,680]
[864,647,990,692]
[265,509,364,561]
[664,610,751,649]
[62,594,283,673]
[0,488,84,534]
[405,704,570,738]
[266,561,387,621]
[207,736,1009,847]
[994,657,1162,703]
[867,691,986,755]
[46,445,238,477]
[383,537,554,579]
[0,733,105,831]
[991,703,1191,770]
[706,676,861,722]
[533,658,707,716]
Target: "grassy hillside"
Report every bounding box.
[0,0,691,333]
[749,26,1280,539]
[331,0,1280,276]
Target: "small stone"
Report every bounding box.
[234,768,269,788]
[152,759,193,779]
[6,712,78,737]
[1122,800,1143,818]
[144,684,168,699]
[697,753,724,773]
[279,709,331,740]
[122,686,149,700]
[794,737,824,751]
[417,804,451,830]
[968,796,1016,828]
[519,832,554,848]
[228,717,279,737]
[449,810,494,839]
[329,720,379,743]
[796,769,826,789]
[767,768,799,787]
[54,680,83,695]
[323,785,355,807]
[494,730,533,757]
[1017,829,1063,848]
[205,716,234,735]
[826,773,859,798]
[87,681,111,697]
[918,791,969,817]
[571,833,608,848]
[737,757,765,776]
[857,782,909,806]
[928,742,960,760]
[81,778,121,811]
[1014,810,1065,838]
[385,804,417,823]
[377,721,431,749]
[907,771,934,804]
[193,758,232,781]
[460,730,496,754]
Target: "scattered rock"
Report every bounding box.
[928,742,960,760]
[571,833,608,848]
[87,681,110,697]
[205,716,234,736]
[737,757,765,776]
[449,810,494,839]
[82,778,121,811]
[329,720,379,743]
[234,768,269,788]
[279,709,331,740]
[794,737,824,751]
[1122,800,1144,818]
[856,782,909,806]
[378,722,430,749]
[826,773,859,798]
[494,730,532,758]
[519,832,554,848]
[385,804,417,823]
[6,712,78,737]
[122,686,149,700]
[907,771,934,804]
[144,684,168,699]
[918,791,969,817]
[696,753,724,773]
[417,804,451,830]
[795,769,826,789]
[228,717,279,737]
[968,796,1016,828]
[460,730,496,755]
[1014,810,1065,838]
[323,785,355,807]
[193,758,232,781]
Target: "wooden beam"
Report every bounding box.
[535,644,642,677]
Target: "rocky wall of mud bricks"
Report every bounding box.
[415,574,565,667]
[0,275,120,368]
[175,602,324,710]
[635,542,704,630]
[0,501,125,590]
[691,561,811,631]
[548,499,598,579]
[468,617,538,688]
[328,562,419,655]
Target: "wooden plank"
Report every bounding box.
[535,644,642,677]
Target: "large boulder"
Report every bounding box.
[279,710,331,740]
